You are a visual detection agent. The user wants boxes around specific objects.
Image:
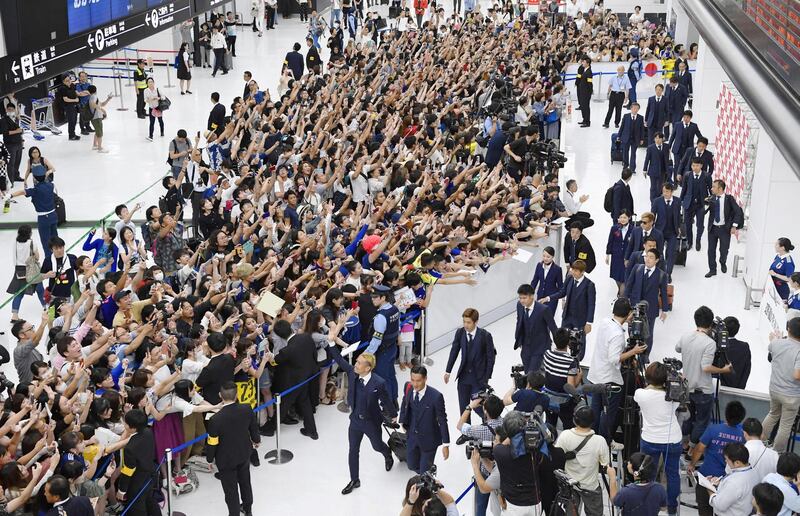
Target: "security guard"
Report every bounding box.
[576,56,594,127]
[206,381,260,516]
[365,284,401,407]
[603,65,631,129]
[117,409,158,516]
[133,59,148,119]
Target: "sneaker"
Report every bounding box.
[97,148,109,153]
[186,90,193,94]
[69,135,81,141]
[146,136,153,142]
[610,441,625,451]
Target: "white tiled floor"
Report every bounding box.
[0,5,764,515]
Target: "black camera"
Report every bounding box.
[709,317,730,369]
[470,386,495,402]
[626,301,650,348]
[530,141,568,170]
[416,465,440,494]
[0,372,13,392]
[566,327,585,358]
[662,358,689,404]
[464,438,495,460]
[510,364,527,390]
[520,407,551,453]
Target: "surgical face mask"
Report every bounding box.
[724,463,732,475]
[153,272,164,281]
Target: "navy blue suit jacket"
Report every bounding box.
[681,171,713,211]
[624,225,664,261]
[677,147,714,178]
[668,121,703,156]
[611,179,634,220]
[514,301,558,353]
[445,327,496,385]
[651,196,682,238]
[330,346,397,422]
[399,386,449,449]
[676,69,693,95]
[705,194,744,230]
[619,113,645,144]
[665,84,689,122]
[625,250,666,279]
[531,262,563,299]
[642,143,670,180]
[645,95,669,130]
[625,264,671,320]
[550,276,596,327]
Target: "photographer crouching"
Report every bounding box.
[675,306,732,452]
[400,469,460,516]
[456,394,505,516]
[634,361,685,515]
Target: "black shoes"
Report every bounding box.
[342,480,360,495]
[69,135,80,141]
[602,124,609,128]
[721,263,728,273]
[137,115,146,119]
[283,416,300,425]
[240,504,252,516]
[385,454,394,472]
[705,271,717,278]
[300,428,319,440]
[695,241,702,251]
[259,422,275,436]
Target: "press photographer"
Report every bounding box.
[503,126,540,181]
[542,328,582,429]
[400,470,459,516]
[587,298,647,442]
[456,394,504,516]
[471,411,544,515]
[633,362,684,515]
[554,403,610,516]
[607,453,668,515]
[675,306,732,448]
[503,371,550,414]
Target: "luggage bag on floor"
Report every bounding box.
[383,423,408,462]
[610,132,623,163]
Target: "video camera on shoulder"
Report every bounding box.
[519,406,552,453]
[662,357,690,404]
[510,364,527,390]
[470,386,495,403]
[626,301,650,349]
[566,327,585,358]
[416,465,440,494]
[709,316,730,368]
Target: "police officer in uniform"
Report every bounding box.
[576,56,594,127]
[365,284,401,406]
[117,409,158,516]
[206,381,260,516]
[133,59,149,119]
[329,346,396,495]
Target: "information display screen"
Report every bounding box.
[67,0,172,36]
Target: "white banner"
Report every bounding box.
[759,278,787,338]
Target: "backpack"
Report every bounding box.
[603,185,614,213]
[166,139,175,166]
[173,55,181,69]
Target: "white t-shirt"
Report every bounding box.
[181,356,210,383]
[555,428,609,490]
[587,318,625,385]
[634,388,682,444]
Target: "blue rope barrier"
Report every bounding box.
[80,65,135,72]
[120,455,168,516]
[454,481,476,504]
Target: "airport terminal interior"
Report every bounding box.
[0,0,798,514]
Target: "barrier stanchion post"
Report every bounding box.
[165,449,174,515]
[264,394,293,464]
[165,58,174,88]
[124,48,134,86]
[111,66,120,99]
[337,352,352,413]
[116,71,128,112]
[421,310,433,366]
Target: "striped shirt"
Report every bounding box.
[543,349,578,393]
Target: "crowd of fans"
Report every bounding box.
[1,1,796,516]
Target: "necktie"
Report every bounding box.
[715,196,722,223]
[646,268,652,278]
[525,307,531,318]
[657,145,661,151]
[467,333,473,345]
[414,392,420,404]
[643,230,649,238]
[632,115,636,121]
[656,97,661,102]
[684,123,688,129]
[666,199,671,207]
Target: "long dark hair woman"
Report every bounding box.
[7,225,45,322]
[177,42,193,95]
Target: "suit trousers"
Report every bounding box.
[622,141,638,171]
[684,204,705,245]
[122,481,159,516]
[136,88,146,117]
[663,234,678,277]
[604,92,625,126]
[281,383,317,435]
[406,436,436,474]
[649,175,663,202]
[644,314,657,360]
[348,419,390,481]
[707,225,731,272]
[520,346,544,374]
[578,92,591,124]
[374,345,398,406]
[218,460,253,516]
[456,378,484,420]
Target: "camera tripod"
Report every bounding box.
[619,354,646,462]
[548,485,581,516]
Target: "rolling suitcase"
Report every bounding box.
[610,133,623,163]
[55,194,67,226]
[675,236,689,266]
[383,424,408,462]
[224,51,234,71]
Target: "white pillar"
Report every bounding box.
[692,36,727,145]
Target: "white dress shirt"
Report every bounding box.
[564,191,584,214]
[588,318,626,385]
[745,439,778,479]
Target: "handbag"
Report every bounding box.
[25,242,43,284]
[545,110,559,124]
[157,89,171,111]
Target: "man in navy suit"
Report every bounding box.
[399,366,450,474]
[540,260,596,361]
[644,84,669,144]
[668,110,703,174]
[444,308,497,416]
[625,236,664,280]
[618,102,645,173]
[652,182,682,278]
[665,77,689,128]
[681,158,713,251]
[675,61,693,96]
[611,168,635,221]
[624,212,664,263]
[330,346,397,495]
[676,137,714,184]
[625,248,671,358]
[514,283,558,373]
[642,132,670,201]
[705,179,744,278]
